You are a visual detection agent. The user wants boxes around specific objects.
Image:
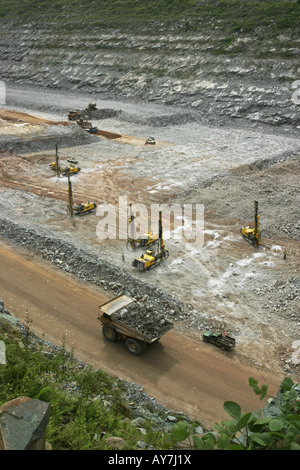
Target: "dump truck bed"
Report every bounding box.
[98,294,173,344]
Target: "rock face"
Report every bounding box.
[0,397,51,450]
[0,21,299,131]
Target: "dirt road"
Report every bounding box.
[0,240,281,428]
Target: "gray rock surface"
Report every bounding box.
[0,22,299,133]
[0,397,51,450]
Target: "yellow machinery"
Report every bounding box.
[241,201,261,247]
[73,201,97,216]
[68,110,83,121]
[67,175,96,217]
[61,165,81,176]
[132,211,169,271]
[50,162,80,176]
[50,145,80,176]
[127,204,158,250]
[67,175,74,217]
[49,144,61,176]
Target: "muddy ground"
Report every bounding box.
[0,85,299,383]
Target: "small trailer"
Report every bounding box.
[98,294,173,356]
[202,330,236,351]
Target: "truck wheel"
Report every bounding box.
[102,324,117,342]
[125,338,143,356]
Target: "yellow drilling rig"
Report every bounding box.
[67,175,96,217]
[127,203,158,250]
[50,144,80,176]
[241,200,261,247]
[67,174,74,217]
[132,211,169,271]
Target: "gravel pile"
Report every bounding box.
[259,278,299,322]
[113,299,173,340]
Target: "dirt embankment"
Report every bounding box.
[0,108,71,126]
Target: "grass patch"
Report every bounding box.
[0,318,179,450]
[1,1,299,59]
[0,0,299,37]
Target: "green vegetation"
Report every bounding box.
[0,1,298,59]
[0,0,299,38]
[0,318,178,450]
[171,377,300,450]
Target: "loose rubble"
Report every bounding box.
[0,217,184,324]
[113,301,173,340]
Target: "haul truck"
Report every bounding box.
[98,294,173,356]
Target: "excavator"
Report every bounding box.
[126,204,158,250]
[132,211,169,271]
[241,200,261,247]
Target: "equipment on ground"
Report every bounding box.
[241,200,261,247]
[67,176,96,217]
[132,211,169,270]
[68,104,97,121]
[68,110,84,121]
[73,201,97,216]
[49,161,59,172]
[98,294,173,356]
[202,331,236,351]
[76,118,98,134]
[60,164,81,176]
[76,118,92,130]
[86,103,98,111]
[145,136,156,145]
[127,204,158,250]
[68,104,99,132]
[50,161,80,176]
[50,145,80,176]
[67,158,78,164]
[49,144,60,176]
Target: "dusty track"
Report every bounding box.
[0,240,281,429]
[0,108,71,126]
